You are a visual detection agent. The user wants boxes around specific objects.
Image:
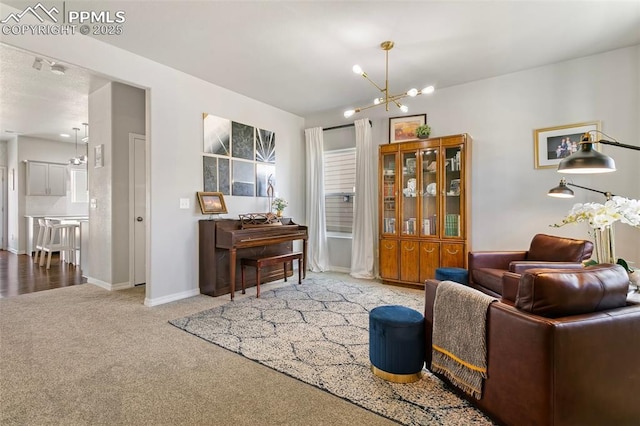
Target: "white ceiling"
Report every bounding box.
[1,0,639,143]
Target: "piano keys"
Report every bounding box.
[199,218,308,299]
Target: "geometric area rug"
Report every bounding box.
[169,274,495,425]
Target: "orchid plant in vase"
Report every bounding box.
[551,196,640,286]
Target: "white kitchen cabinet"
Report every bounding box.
[26,161,67,196]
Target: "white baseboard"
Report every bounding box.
[86,277,131,291]
[7,248,24,255]
[144,288,200,307]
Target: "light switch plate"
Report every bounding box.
[90,198,97,209]
[179,198,190,209]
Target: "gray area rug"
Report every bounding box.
[170,274,494,425]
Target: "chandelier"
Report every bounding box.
[344,41,434,118]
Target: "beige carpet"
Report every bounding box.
[0,273,396,425]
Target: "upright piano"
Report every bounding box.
[199,218,308,298]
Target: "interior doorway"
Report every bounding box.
[129,133,146,286]
[0,166,5,250]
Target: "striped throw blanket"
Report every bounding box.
[431,281,497,399]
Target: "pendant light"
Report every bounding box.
[68,127,86,165]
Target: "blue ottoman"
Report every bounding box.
[369,305,425,383]
[435,267,469,285]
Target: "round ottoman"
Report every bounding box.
[435,267,469,285]
[369,305,425,383]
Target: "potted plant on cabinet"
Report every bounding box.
[416,124,431,139]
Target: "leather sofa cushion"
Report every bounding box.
[526,233,593,262]
[471,268,504,295]
[516,264,629,318]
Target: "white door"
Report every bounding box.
[130,134,146,286]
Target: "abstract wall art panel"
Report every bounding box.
[232,160,255,196]
[231,121,254,160]
[256,128,275,163]
[203,156,218,192]
[218,158,230,195]
[203,113,231,155]
[256,163,275,197]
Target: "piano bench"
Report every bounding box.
[240,252,303,298]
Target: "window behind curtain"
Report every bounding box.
[324,148,356,234]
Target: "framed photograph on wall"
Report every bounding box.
[534,121,601,169]
[196,191,228,214]
[389,114,426,143]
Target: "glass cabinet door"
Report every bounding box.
[381,152,397,236]
[401,151,418,236]
[443,145,463,238]
[420,149,438,237]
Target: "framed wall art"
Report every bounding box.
[197,191,228,214]
[389,114,426,143]
[534,121,601,169]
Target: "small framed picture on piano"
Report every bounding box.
[197,192,228,214]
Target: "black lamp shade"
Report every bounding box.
[557,142,616,173]
[547,181,575,198]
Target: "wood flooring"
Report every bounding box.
[0,250,86,298]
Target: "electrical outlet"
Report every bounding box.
[180,198,189,209]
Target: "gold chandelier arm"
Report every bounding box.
[359,72,386,94]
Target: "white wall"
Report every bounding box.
[306,46,640,266]
[1,2,306,305]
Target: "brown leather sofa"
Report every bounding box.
[468,234,594,298]
[424,264,640,426]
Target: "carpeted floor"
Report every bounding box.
[0,273,403,426]
[170,274,494,426]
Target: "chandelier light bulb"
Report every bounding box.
[344,109,356,118]
[407,88,418,97]
[400,105,409,113]
[421,86,435,94]
[352,65,363,75]
[374,97,382,105]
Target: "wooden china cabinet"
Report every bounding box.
[379,133,471,288]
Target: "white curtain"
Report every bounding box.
[350,119,378,279]
[305,127,329,272]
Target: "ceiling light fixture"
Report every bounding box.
[32,57,66,75]
[344,41,434,118]
[558,130,640,174]
[81,122,89,143]
[50,63,66,75]
[69,127,86,166]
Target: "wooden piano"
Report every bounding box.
[199,218,308,299]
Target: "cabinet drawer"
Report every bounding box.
[379,239,399,280]
[441,242,465,268]
[400,240,420,283]
[419,242,440,282]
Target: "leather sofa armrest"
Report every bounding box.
[509,261,584,274]
[501,272,520,303]
[468,251,527,271]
